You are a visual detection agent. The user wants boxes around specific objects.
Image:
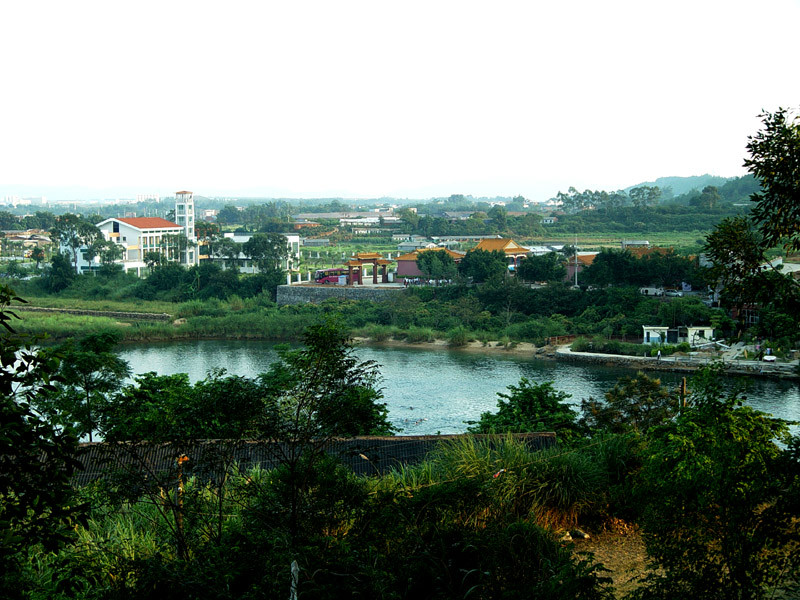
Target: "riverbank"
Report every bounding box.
[15,303,798,381]
[556,344,800,380]
[354,336,800,381]
[352,336,542,357]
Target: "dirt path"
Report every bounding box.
[573,529,649,598]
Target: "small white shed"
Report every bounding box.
[642,326,669,345]
[685,326,714,346]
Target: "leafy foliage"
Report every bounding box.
[517,251,567,282]
[0,285,84,587]
[103,370,269,442]
[44,252,77,292]
[261,319,395,440]
[415,249,457,281]
[242,232,289,272]
[579,372,677,434]
[458,248,508,283]
[34,332,131,442]
[632,367,798,599]
[49,213,101,271]
[745,108,800,252]
[582,247,702,289]
[468,377,580,443]
[703,108,800,339]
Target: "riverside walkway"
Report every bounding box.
[555,343,799,380]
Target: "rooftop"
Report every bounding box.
[116,217,182,229]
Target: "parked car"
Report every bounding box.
[639,287,664,296]
[665,290,683,297]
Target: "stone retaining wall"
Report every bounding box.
[277,284,404,305]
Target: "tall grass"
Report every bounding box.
[17,295,175,314]
[446,326,471,347]
[398,326,436,343]
[375,435,606,530]
[351,323,396,341]
[13,313,129,340]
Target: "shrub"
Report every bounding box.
[175,299,226,318]
[352,323,394,342]
[633,368,797,599]
[446,326,470,347]
[401,326,435,343]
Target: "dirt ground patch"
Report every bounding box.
[573,529,649,598]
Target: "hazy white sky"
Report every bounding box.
[2,0,799,201]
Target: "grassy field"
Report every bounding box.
[298,231,710,264]
[526,231,709,253]
[15,295,176,314]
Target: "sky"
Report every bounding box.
[2,0,799,202]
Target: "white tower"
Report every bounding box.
[175,190,197,265]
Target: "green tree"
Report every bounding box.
[416,249,457,283]
[44,252,76,292]
[628,186,662,209]
[36,332,131,442]
[30,246,45,268]
[488,205,508,231]
[633,367,798,599]
[458,248,508,283]
[104,370,267,442]
[703,109,800,338]
[745,108,800,252]
[143,249,165,270]
[468,377,579,442]
[256,319,395,541]
[0,211,19,230]
[85,236,123,267]
[690,185,722,209]
[0,286,84,587]
[579,372,676,434]
[261,319,394,440]
[216,204,243,226]
[582,249,637,287]
[50,213,101,272]
[215,236,242,270]
[242,233,289,273]
[160,232,194,262]
[517,252,567,282]
[396,207,420,230]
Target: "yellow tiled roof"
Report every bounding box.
[396,247,465,261]
[475,238,527,253]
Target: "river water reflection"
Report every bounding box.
[119,340,800,435]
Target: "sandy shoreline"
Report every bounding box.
[352,337,543,357]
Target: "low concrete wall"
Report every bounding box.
[277,284,404,305]
[556,346,799,380]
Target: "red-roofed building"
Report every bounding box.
[67,192,198,275]
[396,247,465,278]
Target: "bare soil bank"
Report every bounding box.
[352,336,542,357]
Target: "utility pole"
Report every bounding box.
[574,234,578,287]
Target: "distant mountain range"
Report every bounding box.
[1,174,742,204]
[625,174,733,197]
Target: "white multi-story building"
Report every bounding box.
[67,191,198,275]
[211,232,300,273]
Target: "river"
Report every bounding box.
[118,340,800,436]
